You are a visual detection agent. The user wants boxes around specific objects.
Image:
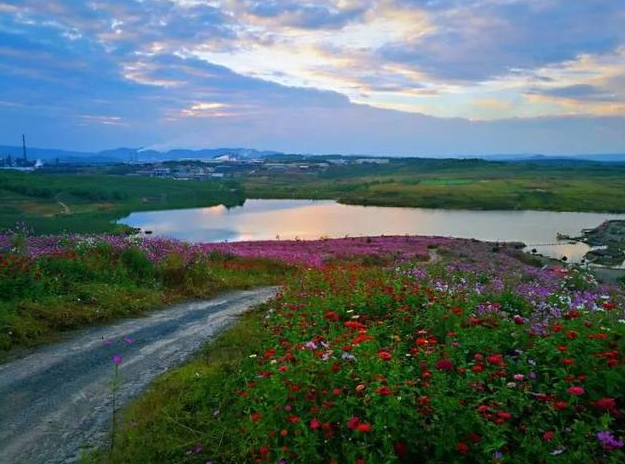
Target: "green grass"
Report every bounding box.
[0,248,291,358]
[85,306,269,464]
[0,170,245,234]
[4,159,625,236]
[244,159,625,212]
[84,254,625,464]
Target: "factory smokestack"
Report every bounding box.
[22,134,27,162]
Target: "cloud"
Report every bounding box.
[0,0,624,153]
[245,1,368,29]
[532,84,619,102]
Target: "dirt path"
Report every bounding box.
[57,201,70,214]
[0,287,279,464]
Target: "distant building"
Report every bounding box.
[153,168,171,177]
[355,158,390,165]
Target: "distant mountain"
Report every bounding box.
[0,145,284,164]
[137,147,284,161]
[2,143,624,164]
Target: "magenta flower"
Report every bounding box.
[112,355,123,365]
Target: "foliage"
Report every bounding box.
[0,170,246,234]
[96,239,625,464]
[0,232,290,354]
[243,159,625,213]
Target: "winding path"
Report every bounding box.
[0,287,279,464]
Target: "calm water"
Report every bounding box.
[119,199,625,264]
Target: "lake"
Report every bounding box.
[118,199,625,264]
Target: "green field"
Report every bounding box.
[244,159,625,212]
[0,170,244,234]
[2,159,625,236]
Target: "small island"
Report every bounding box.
[581,220,625,267]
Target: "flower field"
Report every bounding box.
[201,236,445,267]
[0,230,289,353]
[100,237,625,464]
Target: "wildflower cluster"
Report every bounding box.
[235,258,625,463]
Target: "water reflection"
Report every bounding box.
[118,199,625,264]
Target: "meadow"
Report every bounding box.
[0,170,244,234]
[85,236,625,464]
[0,229,289,356]
[244,159,625,212]
[2,159,625,238]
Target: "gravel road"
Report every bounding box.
[0,287,279,464]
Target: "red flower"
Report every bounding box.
[594,397,616,411]
[375,386,393,396]
[344,321,366,330]
[497,411,512,420]
[347,416,360,430]
[567,386,584,396]
[288,415,300,423]
[356,422,372,433]
[378,350,393,360]
[456,442,470,454]
[543,430,555,441]
[554,401,568,410]
[435,359,454,371]
[487,354,505,366]
[310,418,321,430]
[250,412,261,422]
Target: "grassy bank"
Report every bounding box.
[0,170,244,234]
[244,159,625,212]
[89,240,625,464]
[0,233,290,357]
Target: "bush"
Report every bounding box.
[120,247,154,279]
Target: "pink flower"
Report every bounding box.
[112,355,123,366]
[567,386,584,396]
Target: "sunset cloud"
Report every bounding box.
[0,0,624,153]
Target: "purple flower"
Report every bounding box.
[597,431,624,450]
[124,337,135,344]
[112,355,123,365]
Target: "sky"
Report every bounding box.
[0,0,624,156]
